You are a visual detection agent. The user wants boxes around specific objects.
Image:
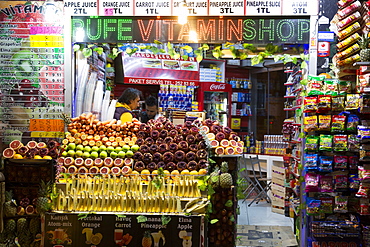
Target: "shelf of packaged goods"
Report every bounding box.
[284,108,294,111]
[284,95,296,98]
[292,105,302,110]
[292,123,302,126]
[288,139,301,144]
[231,101,251,103]
[292,87,302,94]
[284,82,294,86]
[231,115,250,117]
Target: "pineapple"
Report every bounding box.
[220,173,233,188]
[4,191,17,217]
[220,162,229,173]
[29,218,41,236]
[36,180,52,214]
[360,33,370,62]
[142,231,152,247]
[17,218,28,235]
[4,219,16,235]
[209,167,220,188]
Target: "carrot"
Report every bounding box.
[86,112,93,120]
[101,120,110,125]
[71,117,80,122]
[80,113,87,119]
[116,120,122,125]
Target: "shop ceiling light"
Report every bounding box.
[189,30,198,42]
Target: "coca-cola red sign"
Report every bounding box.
[202,82,231,92]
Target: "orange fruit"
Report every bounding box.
[140,169,150,180]
[88,140,96,146]
[207,133,215,141]
[109,136,116,142]
[198,169,207,175]
[181,169,190,176]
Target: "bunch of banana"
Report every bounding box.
[183,197,209,214]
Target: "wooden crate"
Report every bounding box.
[271,195,285,207]
[272,205,285,215]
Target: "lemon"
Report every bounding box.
[34,155,43,159]
[13,154,23,159]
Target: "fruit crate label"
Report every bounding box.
[0,1,65,144]
[29,119,64,132]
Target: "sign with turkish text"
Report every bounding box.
[245,0,282,15]
[134,0,172,16]
[72,16,310,44]
[172,0,208,16]
[208,0,245,16]
[99,0,134,16]
[64,0,98,16]
[282,0,318,15]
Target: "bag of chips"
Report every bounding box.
[319,134,333,151]
[317,95,332,112]
[334,195,349,213]
[334,155,348,170]
[348,134,360,152]
[305,135,319,152]
[320,197,334,214]
[307,75,325,96]
[305,173,319,192]
[304,153,318,170]
[304,96,318,112]
[333,134,348,152]
[318,115,331,131]
[319,156,333,172]
[304,115,318,132]
[338,80,352,95]
[319,175,334,192]
[346,114,360,132]
[345,94,360,110]
[307,197,321,215]
[331,115,346,132]
[349,156,359,170]
[349,173,360,191]
[332,96,345,112]
[334,174,348,191]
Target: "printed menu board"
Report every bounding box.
[44,213,204,247]
[0,1,65,145]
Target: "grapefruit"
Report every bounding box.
[26,141,38,149]
[100,167,110,174]
[229,140,238,147]
[224,147,235,155]
[124,158,133,167]
[220,139,229,147]
[111,167,121,175]
[3,148,15,158]
[89,166,99,174]
[234,147,243,154]
[121,166,132,176]
[9,140,23,150]
[84,158,94,167]
[60,166,67,173]
[94,158,103,167]
[64,157,74,166]
[214,146,224,156]
[210,140,219,148]
[74,157,84,166]
[237,141,244,147]
[25,205,35,215]
[37,142,47,149]
[104,157,113,167]
[67,165,77,174]
[206,133,215,141]
[13,154,23,159]
[78,167,88,177]
[114,158,124,167]
[200,125,210,134]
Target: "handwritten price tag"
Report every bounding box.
[29,119,64,132]
[30,131,65,138]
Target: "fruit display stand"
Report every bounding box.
[48,115,243,247]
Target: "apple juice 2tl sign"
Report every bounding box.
[72,16,310,44]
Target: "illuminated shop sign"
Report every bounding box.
[72,16,310,44]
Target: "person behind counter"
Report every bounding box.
[141,95,161,123]
[114,88,142,122]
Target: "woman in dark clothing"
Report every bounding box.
[114,88,142,122]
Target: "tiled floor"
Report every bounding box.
[237,199,294,227]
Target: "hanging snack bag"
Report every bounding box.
[323,79,338,96]
[307,197,321,215]
[317,95,332,112]
[349,156,359,170]
[345,94,360,110]
[358,125,370,141]
[304,96,318,112]
[320,197,334,214]
[337,54,361,66]
[319,134,333,151]
[331,115,346,132]
[334,174,348,191]
[338,0,356,8]
[359,166,370,181]
[337,1,361,19]
[304,115,318,132]
[349,173,360,191]
[360,199,370,215]
[332,96,345,112]
[346,114,360,132]
[357,73,370,93]
[334,195,349,213]
[334,155,348,170]
[306,75,324,96]
[319,175,334,192]
[305,173,319,192]
[360,94,370,114]
[360,145,370,161]
[333,134,348,152]
[318,156,333,172]
[337,11,361,30]
[348,134,360,152]
[336,43,360,61]
[338,80,352,95]
[356,184,370,198]
[337,22,361,40]
[304,153,318,170]
[305,135,319,152]
[337,33,361,51]
[318,115,331,131]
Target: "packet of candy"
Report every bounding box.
[323,79,338,96]
[318,115,331,131]
[349,173,360,191]
[349,155,359,170]
[317,95,332,112]
[360,146,370,161]
[338,80,352,95]
[307,75,325,96]
[334,155,348,170]
[360,94,370,114]
[304,96,318,112]
[345,94,360,110]
[304,153,318,170]
[320,197,334,214]
[358,126,370,141]
[331,115,346,132]
[338,22,361,40]
[334,174,348,191]
[338,0,356,8]
[304,115,318,132]
[333,134,348,152]
[305,135,319,152]
[360,198,370,215]
[307,197,321,215]
[305,173,319,192]
[346,114,360,132]
[332,96,345,111]
[348,134,360,152]
[319,156,333,172]
[356,184,370,198]
[334,195,349,213]
[337,1,361,19]
[320,175,334,192]
[337,33,361,51]
[336,11,361,30]
[319,134,333,151]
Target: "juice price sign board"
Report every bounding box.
[99,0,134,16]
[208,0,245,15]
[134,0,172,16]
[64,0,98,16]
[245,0,282,15]
[172,0,208,16]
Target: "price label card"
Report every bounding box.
[30,35,64,48]
[245,0,282,15]
[172,0,208,16]
[209,0,244,16]
[99,0,134,16]
[64,0,98,16]
[29,119,64,132]
[31,131,65,138]
[282,0,318,15]
[134,0,171,16]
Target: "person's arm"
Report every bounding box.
[120,112,133,123]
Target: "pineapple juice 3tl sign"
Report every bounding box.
[72,16,310,44]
